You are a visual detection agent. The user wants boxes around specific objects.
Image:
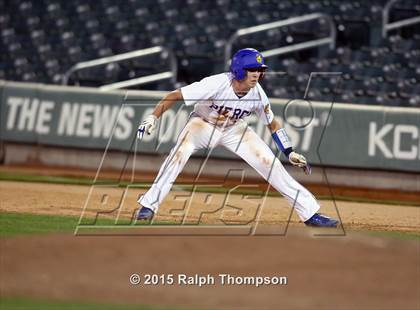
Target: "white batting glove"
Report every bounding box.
[289,151,311,175]
[137,115,157,140]
[288,151,307,167]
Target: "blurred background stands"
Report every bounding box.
[0,0,419,106]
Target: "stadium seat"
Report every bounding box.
[1,0,419,107]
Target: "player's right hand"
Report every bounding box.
[137,115,157,140]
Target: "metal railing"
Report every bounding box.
[224,13,336,69]
[62,46,177,90]
[382,0,420,37]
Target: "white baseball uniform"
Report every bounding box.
[138,73,320,221]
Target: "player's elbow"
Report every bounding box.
[169,89,183,101]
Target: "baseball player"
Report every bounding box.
[136,48,339,227]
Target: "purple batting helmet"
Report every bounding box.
[230,48,268,80]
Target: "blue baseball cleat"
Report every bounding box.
[137,206,154,221]
[304,213,339,227]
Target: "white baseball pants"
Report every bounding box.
[138,117,319,221]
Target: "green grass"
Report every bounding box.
[0,171,95,186]
[365,230,420,240]
[0,212,80,236]
[0,212,133,236]
[316,194,420,207]
[1,211,419,240]
[0,297,182,310]
[0,212,186,237]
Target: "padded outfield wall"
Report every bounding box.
[1,80,419,175]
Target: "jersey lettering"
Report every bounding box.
[209,104,250,120]
[182,73,272,126]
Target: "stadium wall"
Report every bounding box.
[1,80,419,191]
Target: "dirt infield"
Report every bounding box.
[2,231,419,310]
[2,163,420,204]
[1,181,419,232]
[1,180,419,309]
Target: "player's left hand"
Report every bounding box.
[137,115,157,139]
[289,151,311,175]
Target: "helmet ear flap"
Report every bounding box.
[236,68,246,80]
[231,59,246,80]
[230,52,246,80]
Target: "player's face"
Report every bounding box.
[245,68,265,88]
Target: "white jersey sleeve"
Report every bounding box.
[180,74,224,106]
[255,83,274,125]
